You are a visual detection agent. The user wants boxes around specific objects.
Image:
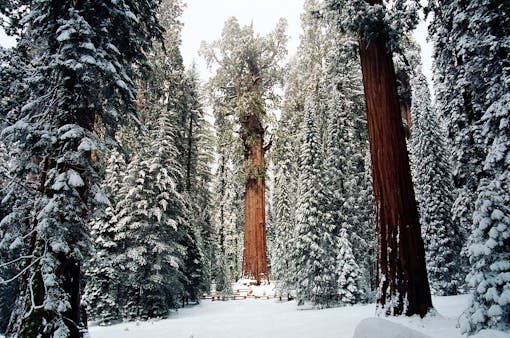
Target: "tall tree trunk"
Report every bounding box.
[241,115,268,283]
[358,0,432,317]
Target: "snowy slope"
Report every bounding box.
[87,294,500,338]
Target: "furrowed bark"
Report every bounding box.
[241,115,268,284]
[358,0,432,317]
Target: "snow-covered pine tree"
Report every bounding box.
[295,0,331,141]
[0,140,35,335]
[0,139,23,334]
[429,0,510,333]
[147,0,187,171]
[321,21,370,302]
[409,71,463,296]
[0,47,38,333]
[0,49,33,334]
[464,180,510,333]
[429,0,486,242]
[293,97,338,308]
[464,64,510,331]
[322,72,364,306]
[209,108,240,294]
[211,147,244,294]
[84,149,127,324]
[271,125,297,298]
[0,47,22,328]
[0,47,29,125]
[0,0,162,336]
[336,228,363,305]
[114,111,186,319]
[224,166,244,283]
[126,0,209,305]
[273,1,330,301]
[179,68,215,301]
[274,0,374,304]
[271,1,326,294]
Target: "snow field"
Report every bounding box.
[87,294,503,338]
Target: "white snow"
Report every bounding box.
[93,189,110,205]
[56,27,77,42]
[80,54,96,65]
[59,124,84,140]
[472,330,510,338]
[67,169,85,188]
[232,279,276,297]
[51,172,68,191]
[78,137,97,152]
[354,318,430,338]
[86,294,510,338]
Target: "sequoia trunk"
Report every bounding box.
[241,115,268,283]
[358,0,432,317]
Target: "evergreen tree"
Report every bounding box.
[272,0,329,300]
[336,229,362,305]
[293,97,337,308]
[409,71,463,296]
[271,128,297,298]
[322,23,370,301]
[0,47,29,123]
[180,68,215,299]
[271,0,376,305]
[429,0,510,333]
[117,0,210,307]
[429,0,485,240]
[84,149,127,324]
[294,0,330,140]
[1,0,162,335]
[322,79,364,305]
[201,17,287,282]
[0,47,33,333]
[114,112,186,319]
[211,149,243,294]
[210,108,237,293]
[270,0,323,293]
[0,139,27,334]
[465,179,510,333]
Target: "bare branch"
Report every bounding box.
[0,255,35,269]
[0,255,41,285]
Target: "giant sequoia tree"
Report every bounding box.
[201,18,287,282]
[325,0,432,316]
[357,0,431,317]
[0,0,162,336]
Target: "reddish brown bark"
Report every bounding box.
[396,64,413,138]
[241,115,269,283]
[401,103,412,139]
[358,0,432,317]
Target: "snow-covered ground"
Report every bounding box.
[86,294,507,338]
[0,294,505,338]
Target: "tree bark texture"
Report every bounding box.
[396,66,413,139]
[358,0,432,317]
[241,115,269,283]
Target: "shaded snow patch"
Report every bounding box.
[354,318,431,338]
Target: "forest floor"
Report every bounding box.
[85,294,508,338]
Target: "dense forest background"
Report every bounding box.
[0,0,508,337]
